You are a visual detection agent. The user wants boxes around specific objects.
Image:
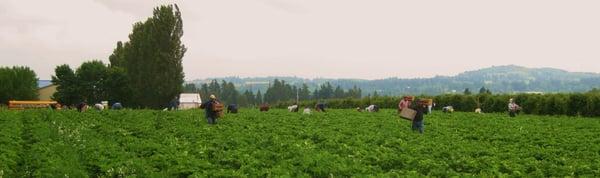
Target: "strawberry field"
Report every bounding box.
[1,109,599,177]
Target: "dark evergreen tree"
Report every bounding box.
[108,4,186,108]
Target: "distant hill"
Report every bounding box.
[190,65,600,96]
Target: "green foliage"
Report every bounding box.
[1,109,599,177]
[0,66,38,104]
[52,61,130,106]
[51,65,80,106]
[109,4,186,108]
[275,92,600,117]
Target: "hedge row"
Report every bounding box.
[273,92,600,117]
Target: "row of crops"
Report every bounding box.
[1,109,600,177]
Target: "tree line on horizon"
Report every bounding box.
[184,79,364,107]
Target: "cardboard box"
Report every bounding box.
[422,99,433,106]
[400,108,417,120]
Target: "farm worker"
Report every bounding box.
[227,104,238,113]
[200,94,220,125]
[442,106,454,113]
[94,103,104,111]
[366,105,379,112]
[303,107,311,115]
[508,98,520,117]
[168,96,179,111]
[411,100,428,134]
[112,102,123,110]
[398,96,411,112]
[76,102,87,112]
[315,102,326,112]
[259,103,270,112]
[288,104,299,112]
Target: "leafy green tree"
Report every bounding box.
[104,67,131,104]
[0,66,38,104]
[109,4,186,108]
[51,64,81,106]
[76,61,109,104]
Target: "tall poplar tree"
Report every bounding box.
[109,4,186,108]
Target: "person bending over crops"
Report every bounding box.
[411,100,428,134]
[508,98,520,117]
[315,102,326,112]
[366,104,379,112]
[398,96,411,112]
[200,95,223,125]
[227,104,238,113]
[112,102,123,110]
[303,107,311,115]
[77,102,88,112]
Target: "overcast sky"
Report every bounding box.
[1,0,599,80]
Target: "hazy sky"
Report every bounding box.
[1,0,599,80]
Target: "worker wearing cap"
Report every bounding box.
[411,99,428,134]
[201,94,219,125]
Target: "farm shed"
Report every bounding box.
[179,93,202,110]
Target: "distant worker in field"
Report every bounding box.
[442,106,454,113]
[315,102,326,112]
[200,95,223,125]
[288,104,299,112]
[77,101,88,112]
[168,96,179,111]
[411,99,428,134]
[366,104,379,112]
[259,103,270,112]
[94,103,105,111]
[508,98,520,117]
[227,104,238,113]
[112,102,123,110]
[398,96,411,112]
[303,107,311,115]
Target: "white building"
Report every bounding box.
[178,93,202,110]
